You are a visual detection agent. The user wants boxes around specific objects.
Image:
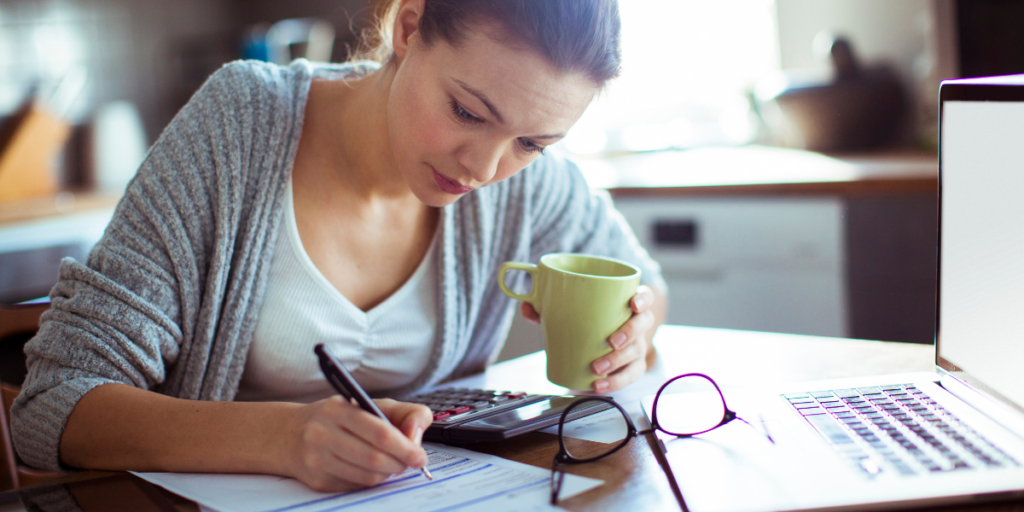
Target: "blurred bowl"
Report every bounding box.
[755,37,908,153]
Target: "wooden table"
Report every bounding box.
[469,326,935,512]
[6,325,1022,512]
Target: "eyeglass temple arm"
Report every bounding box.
[734,413,776,444]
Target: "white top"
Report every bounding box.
[236,178,438,402]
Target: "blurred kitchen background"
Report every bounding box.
[1,0,1022,362]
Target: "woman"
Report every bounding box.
[12,0,667,491]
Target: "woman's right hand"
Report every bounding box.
[287,396,433,492]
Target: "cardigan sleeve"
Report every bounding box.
[526,153,667,293]
[9,61,269,472]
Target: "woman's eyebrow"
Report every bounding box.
[454,79,505,124]
[453,79,565,140]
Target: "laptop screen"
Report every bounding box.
[938,84,1024,412]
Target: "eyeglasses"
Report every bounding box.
[550,372,774,505]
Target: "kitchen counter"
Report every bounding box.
[576,145,938,197]
[0,192,119,302]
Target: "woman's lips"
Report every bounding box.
[432,168,475,195]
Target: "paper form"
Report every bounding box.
[132,443,601,512]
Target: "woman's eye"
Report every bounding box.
[518,138,546,155]
[449,100,483,124]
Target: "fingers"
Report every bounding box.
[301,441,395,491]
[377,398,432,447]
[594,358,647,393]
[630,285,655,313]
[295,397,435,492]
[520,302,540,324]
[324,426,409,476]
[338,399,428,469]
[590,308,655,392]
[605,308,654,355]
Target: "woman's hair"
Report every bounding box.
[355,0,621,85]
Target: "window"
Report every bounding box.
[560,0,779,155]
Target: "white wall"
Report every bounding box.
[776,0,931,75]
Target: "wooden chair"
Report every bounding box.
[0,301,62,491]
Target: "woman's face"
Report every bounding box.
[386,23,598,207]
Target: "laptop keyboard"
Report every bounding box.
[784,384,1019,477]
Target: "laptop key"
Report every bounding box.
[805,414,856,445]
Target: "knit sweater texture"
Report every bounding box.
[11,59,665,471]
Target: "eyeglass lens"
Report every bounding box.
[560,399,631,460]
[653,374,727,436]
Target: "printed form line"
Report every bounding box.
[267,458,482,512]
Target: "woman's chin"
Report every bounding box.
[412,188,465,208]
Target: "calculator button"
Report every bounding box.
[504,392,527,399]
[432,412,450,421]
[471,401,493,409]
[446,406,471,415]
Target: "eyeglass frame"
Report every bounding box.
[550,372,772,505]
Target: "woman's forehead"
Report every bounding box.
[427,27,597,132]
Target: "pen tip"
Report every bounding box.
[423,467,433,480]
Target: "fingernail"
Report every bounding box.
[594,360,610,374]
[610,332,626,348]
[634,295,647,309]
[413,426,424,445]
[595,380,610,392]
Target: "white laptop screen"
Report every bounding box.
[939,98,1024,411]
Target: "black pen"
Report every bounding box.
[314,343,433,480]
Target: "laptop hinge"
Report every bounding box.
[939,371,1024,443]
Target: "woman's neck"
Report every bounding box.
[303,65,416,204]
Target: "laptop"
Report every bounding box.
[643,75,1024,512]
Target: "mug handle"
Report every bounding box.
[498,262,538,304]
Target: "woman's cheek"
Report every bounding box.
[478,157,523,187]
[420,117,458,155]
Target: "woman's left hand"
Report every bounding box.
[520,284,658,393]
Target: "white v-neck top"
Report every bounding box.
[236,178,438,402]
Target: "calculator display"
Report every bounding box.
[418,389,614,443]
[461,396,590,429]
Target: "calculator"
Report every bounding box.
[406,388,613,444]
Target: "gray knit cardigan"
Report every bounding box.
[11,60,665,471]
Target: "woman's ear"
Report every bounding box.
[392,0,426,64]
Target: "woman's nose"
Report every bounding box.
[457,142,503,184]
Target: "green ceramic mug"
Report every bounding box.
[498,253,641,390]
